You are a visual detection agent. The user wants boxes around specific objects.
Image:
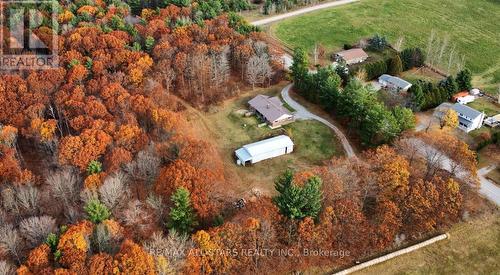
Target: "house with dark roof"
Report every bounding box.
[452,103,485,132]
[334,48,369,65]
[378,74,412,92]
[248,95,295,129]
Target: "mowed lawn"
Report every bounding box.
[183,84,343,196]
[272,0,500,93]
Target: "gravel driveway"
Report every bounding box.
[281,84,357,158]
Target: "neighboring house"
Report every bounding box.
[452,91,470,102]
[248,95,295,129]
[334,48,369,65]
[452,103,485,132]
[484,114,500,127]
[235,135,294,166]
[452,91,475,104]
[456,95,475,105]
[378,74,412,92]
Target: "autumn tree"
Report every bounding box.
[440,109,459,129]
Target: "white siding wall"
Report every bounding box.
[250,145,293,164]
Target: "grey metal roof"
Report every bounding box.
[379,74,412,89]
[452,103,482,120]
[242,135,294,157]
[248,95,292,122]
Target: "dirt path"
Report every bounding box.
[250,0,360,26]
[281,83,357,158]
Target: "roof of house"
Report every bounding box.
[452,103,483,120]
[452,91,470,101]
[248,95,292,122]
[240,135,294,157]
[378,74,412,89]
[336,48,369,62]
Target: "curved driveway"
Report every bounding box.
[281,84,357,158]
[251,0,360,26]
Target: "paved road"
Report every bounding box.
[251,0,360,26]
[281,84,357,158]
[478,166,500,206]
[412,138,500,206]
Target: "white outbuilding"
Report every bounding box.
[235,135,294,166]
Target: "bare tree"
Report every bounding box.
[0,260,15,275]
[0,224,22,264]
[437,34,449,65]
[99,172,129,213]
[253,41,268,57]
[246,54,272,89]
[47,167,80,209]
[394,36,405,52]
[121,200,153,236]
[426,30,436,66]
[143,230,192,270]
[210,46,230,90]
[125,149,160,186]
[91,223,113,254]
[19,216,57,247]
[2,184,41,217]
[146,193,166,223]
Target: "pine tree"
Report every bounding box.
[440,76,458,98]
[388,55,403,76]
[85,199,111,224]
[456,68,472,91]
[168,187,198,234]
[273,170,323,220]
[291,47,309,91]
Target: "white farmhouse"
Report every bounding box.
[452,103,485,133]
[235,135,294,166]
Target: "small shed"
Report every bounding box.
[235,135,294,166]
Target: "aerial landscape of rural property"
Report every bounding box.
[0,0,499,273]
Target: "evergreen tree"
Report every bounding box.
[273,170,323,220]
[291,47,309,90]
[439,75,458,99]
[388,55,403,75]
[85,199,111,224]
[456,68,472,91]
[409,84,425,111]
[168,187,198,234]
[392,106,415,131]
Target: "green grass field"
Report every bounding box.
[272,0,500,94]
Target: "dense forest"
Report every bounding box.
[0,0,483,274]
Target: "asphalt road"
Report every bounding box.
[478,166,500,206]
[251,0,360,26]
[281,84,357,158]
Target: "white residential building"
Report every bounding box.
[378,74,412,92]
[452,103,485,133]
[235,135,294,166]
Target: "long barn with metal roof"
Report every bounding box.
[235,135,294,166]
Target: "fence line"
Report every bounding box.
[333,233,449,275]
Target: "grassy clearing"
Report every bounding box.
[183,84,343,196]
[400,67,445,83]
[353,212,500,275]
[271,0,500,93]
[468,98,500,117]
